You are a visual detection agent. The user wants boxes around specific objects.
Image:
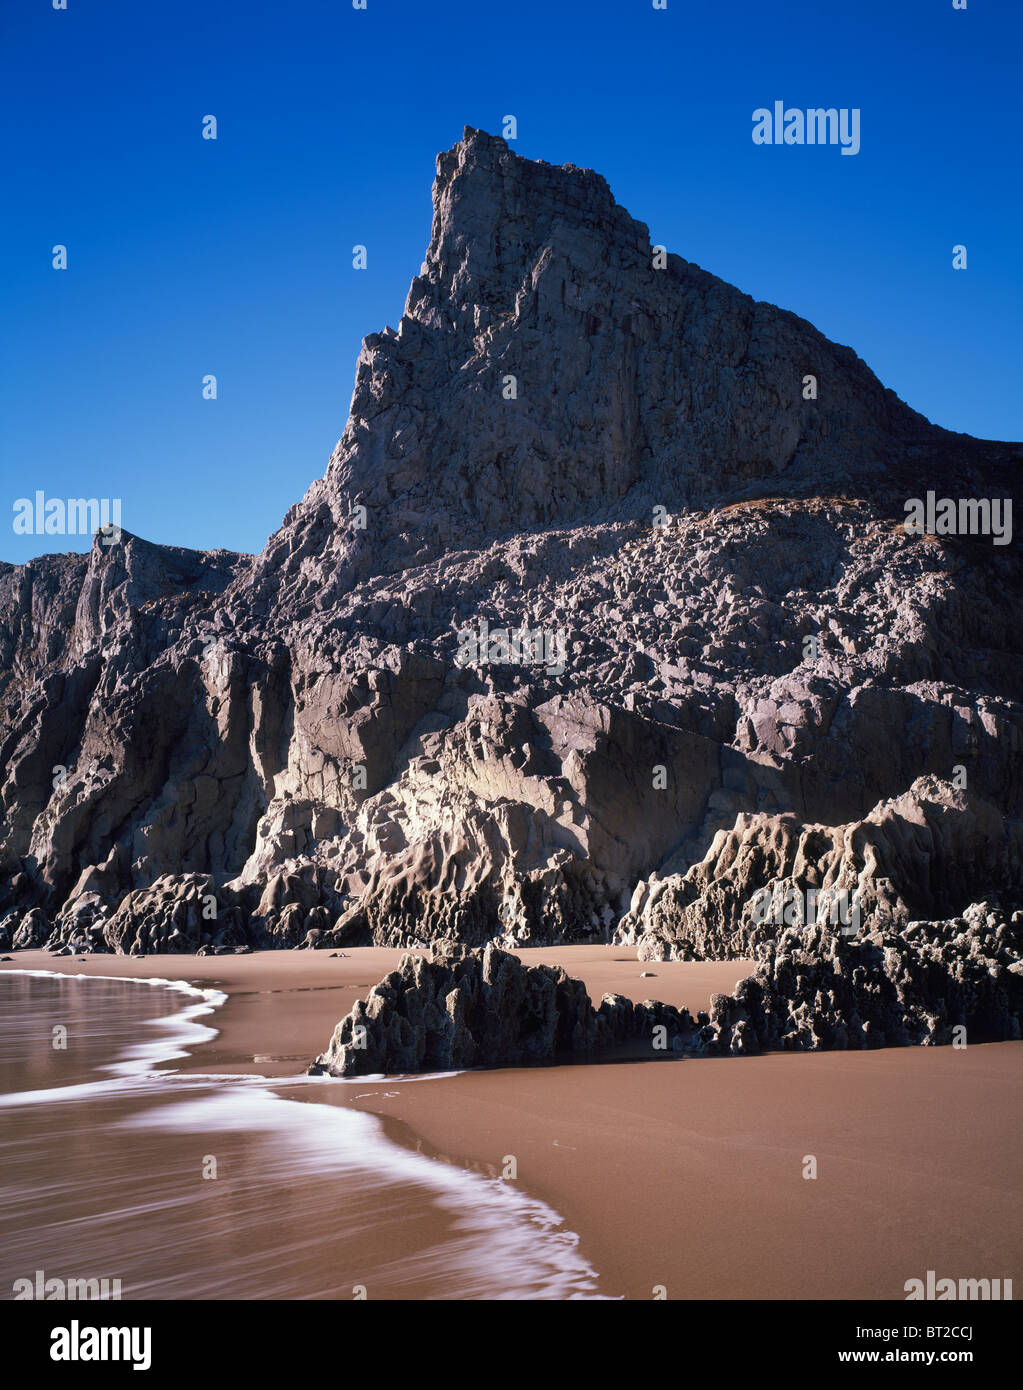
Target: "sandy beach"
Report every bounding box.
[1,948,752,1079]
[4,947,1021,1300]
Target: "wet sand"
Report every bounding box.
[0,972,603,1299]
[4,948,1021,1300]
[349,1045,1023,1300]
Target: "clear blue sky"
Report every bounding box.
[2,0,1020,565]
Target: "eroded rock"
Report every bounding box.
[312,902,1021,1075]
[0,129,1020,961]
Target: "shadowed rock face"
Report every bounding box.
[311,941,602,1075]
[312,903,1023,1076]
[1,127,1021,958]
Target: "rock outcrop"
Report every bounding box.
[715,900,1023,1054]
[313,903,1023,1075]
[311,906,1023,1078]
[311,941,600,1075]
[1,128,1020,960]
[616,777,1023,961]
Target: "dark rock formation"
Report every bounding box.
[313,902,1023,1076]
[707,899,1023,1055]
[311,941,600,1075]
[1,128,1021,959]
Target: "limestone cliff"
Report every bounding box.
[1,128,1021,957]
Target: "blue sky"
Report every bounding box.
[2,0,1020,565]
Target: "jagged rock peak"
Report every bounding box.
[406,126,649,330]
[254,126,961,614]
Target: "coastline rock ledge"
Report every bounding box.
[310,903,1023,1077]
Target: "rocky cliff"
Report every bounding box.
[2,128,1021,958]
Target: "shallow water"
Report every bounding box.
[0,972,605,1300]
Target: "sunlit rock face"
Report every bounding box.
[1,128,1021,957]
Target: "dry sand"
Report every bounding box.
[4,946,1021,1300]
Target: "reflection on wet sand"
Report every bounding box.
[0,973,604,1300]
